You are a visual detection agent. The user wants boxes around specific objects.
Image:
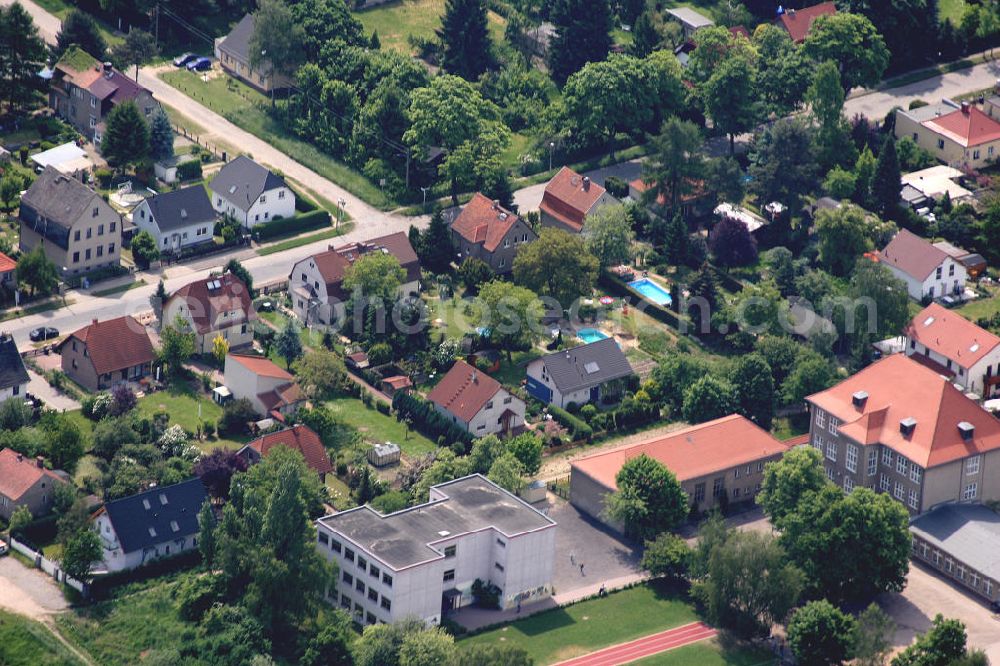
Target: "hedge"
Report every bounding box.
[392,391,472,446]
[294,190,318,213]
[599,272,685,330]
[176,159,202,181]
[255,209,331,241]
[548,404,593,440]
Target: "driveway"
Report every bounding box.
[880,561,1000,661]
[0,556,69,619]
[27,368,81,411]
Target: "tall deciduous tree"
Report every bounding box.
[110,28,157,82]
[642,118,704,212]
[249,0,306,82]
[130,230,159,269]
[159,315,196,378]
[604,453,688,540]
[855,603,896,666]
[0,3,47,112]
[781,485,911,604]
[802,13,890,91]
[101,101,150,169]
[547,0,613,84]
[749,118,818,212]
[15,246,58,297]
[757,446,827,528]
[891,615,969,666]
[807,60,856,170]
[475,280,544,359]
[60,528,101,582]
[682,375,735,424]
[709,216,757,267]
[55,10,106,59]
[512,227,598,309]
[437,0,492,80]
[729,353,774,429]
[583,204,634,269]
[703,52,758,155]
[275,318,303,368]
[815,204,873,277]
[641,532,691,581]
[195,448,248,501]
[787,600,858,666]
[292,350,346,399]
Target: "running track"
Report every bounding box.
[553,622,718,666]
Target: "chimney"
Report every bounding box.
[103,61,113,78]
[961,101,970,114]
[851,391,868,408]
[16,453,22,462]
[492,199,500,210]
[36,456,44,469]
[900,417,917,437]
[582,176,591,190]
[471,369,478,383]
[788,7,795,15]
[92,318,98,326]
[958,421,975,441]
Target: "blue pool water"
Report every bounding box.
[577,328,610,344]
[628,278,672,307]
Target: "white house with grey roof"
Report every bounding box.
[131,185,217,254]
[315,475,556,626]
[525,338,635,409]
[209,155,295,228]
[909,503,1000,604]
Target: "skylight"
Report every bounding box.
[142,499,151,510]
[170,520,180,532]
[148,527,157,537]
[228,185,237,194]
[923,316,935,326]
[971,343,980,353]
[584,361,600,374]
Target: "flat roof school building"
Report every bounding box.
[315,475,556,626]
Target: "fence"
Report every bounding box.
[9,536,86,594]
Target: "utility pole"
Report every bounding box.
[153,2,159,48]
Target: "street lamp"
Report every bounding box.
[549,142,555,171]
[262,49,274,108]
[420,186,429,208]
[337,198,346,228]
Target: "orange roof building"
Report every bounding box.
[239,424,332,481]
[426,360,526,438]
[450,193,538,273]
[878,229,968,300]
[0,449,68,521]
[539,167,618,234]
[56,316,155,392]
[895,100,1000,171]
[904,303,1000,398]
[569,415,790,530]
[776,2,837,43]
[805,354,1000,514]
[223,353,304,420]
[163,271,255,354]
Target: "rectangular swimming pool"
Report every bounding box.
[628,278,672,307]
[577,328,610,344]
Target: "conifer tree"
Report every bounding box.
[437,0,492,80]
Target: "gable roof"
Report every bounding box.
[571,415,788,489]
[0,252,14,274]
[243,425,332,475]
[451,193,526,252]
[905,303,1000,369]
[218,13,255,63]
[878,229,951,281]
[922,104,1000,148]
[0,449,64,501]
[0,334,28,391]
[427,360,504,423]
[144,185,216,232]
[540,167,608,232]
[298,232,422,299]
[57,316,155,376]
[99,478,206,553]
[209,155,286,213]
[53,46,102,88]
[227,353,294,381]
[20,167,107,245]
[777,2,837,43]
[167,272,254,335]
[538,338,633,393]
[806,354,1000,468]
[666,6,715,29]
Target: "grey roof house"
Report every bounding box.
[131,185,217,254]
[92,478,207,573]
[909,503,1000,604]
[209,156,296,228]
[0,333,29,404]
[666,7,715,37]
[525,337,635,408]
[214,14,294,93]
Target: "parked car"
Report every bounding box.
[173,53,197,67]
[0,542,7,557]
[29,326,59,342]
[186,57,212,72]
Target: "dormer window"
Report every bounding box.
[900,417,917,437]
[851,391,868,408]
[170,520,180,532]
[148,527,157,538]
[958,422,975,441]
[159,493,168,505]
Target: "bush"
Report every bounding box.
[95,168,113,189]
[218,398,257,435]
[176,159,202,181]
[604,176,629,198]
[472,578,502,609]
[254,209,331,241]
[548,404,593,440]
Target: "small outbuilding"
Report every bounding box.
[368,441,401,467]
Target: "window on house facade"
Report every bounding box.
[963,483,978,500]
[381,597,391,611]
[345,548,355,562]
[368,588,378,602]
[318,532,329,545]
[443,569,455,582]
[893,482,905,500]
[986,579,993,597]
[945,558,954,573]
[444,545,456,558]
[331,538,342,553]
[355,579,365,593]
[382,573,393,587]
[343,572,353,585]
[880,474,890,492]
[843,477,854,492]
[496,538,506,548]
[712,477,723,497]
[936,266,943,280]
[495,562,504,572]
[734,467,741,479]
[827,417,839,434]
[826,467,835,481]
[846,444,858,473]
[910,465,922,483]
[882,448,893,466]
[694,483,705,503]
[826,440,837,462]
[909,490,919,510]
[813,435,824,452]
[966,455,981,475]
[896,456,907,474]
[815,410,826,430]
[358,556,367,571]
[370,565,380,578]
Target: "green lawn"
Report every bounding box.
[353,0,506,54]
[55,574,197,666]
[326,396,437,456]
[160,70,268,116]
[939,0,967,24]
[137,386,245,451]
[0,609,84,666]
[958,290,1000,323]
[258,310,324,351]
[459,581,699,664]
[31,0,122,46]
[632,639,773,666]
[492,350,542,388]
[257,225,352,256]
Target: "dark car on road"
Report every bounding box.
[29,327,59,342]
[186,57,212,72]
[173,53,197,67]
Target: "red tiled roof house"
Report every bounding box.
[895,100,1000,170]
[570,415,790,531]
[776,2,837,43]
[163,271,255,354]
[426,360,526,437]
[806,353,1000,514]
[451,193,538,273]
[0,448,68,521]
[238,424,333,481]
[0,251,15,287]
[904,303,1000,398]
[288,231,422,328]
[223,353,305,420]
[877,228,967,300]
[539,167,618,234]
[56,316,155,391]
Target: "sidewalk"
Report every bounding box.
[451,572,648,632]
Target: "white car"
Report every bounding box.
[0,542,8,556]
